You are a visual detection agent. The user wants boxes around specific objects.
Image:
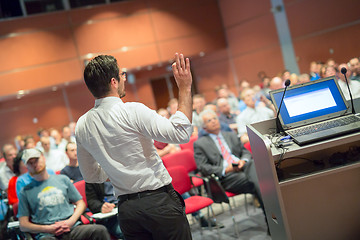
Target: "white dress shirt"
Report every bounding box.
[76,97,192,197]
[0,165,15,190]
[236,106,274,136]
[43,149,69,172]
[337,79,360,100]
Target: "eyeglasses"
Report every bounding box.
[121,72,127,79]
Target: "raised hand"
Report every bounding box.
[172,53,192,90]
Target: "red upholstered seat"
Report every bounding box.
[162,149,204,188]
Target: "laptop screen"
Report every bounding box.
[270,76,348,129]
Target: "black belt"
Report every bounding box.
[118,184,173,203]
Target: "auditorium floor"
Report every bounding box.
[188,194,272,240]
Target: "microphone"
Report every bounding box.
[340,67,355,114]
[276,79,291,133]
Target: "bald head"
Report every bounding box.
[216,98,231,115]
[269,77,283,90]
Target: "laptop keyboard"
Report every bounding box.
[289,115,360,137]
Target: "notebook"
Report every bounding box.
[270,76,360,146]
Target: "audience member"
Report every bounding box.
[269,77,283,91]
[50,128,67,152]
[85,182,124,239]
[198,103,232,138]
[23,136,36,149]
[281,69,291,82]
[16,151,56,198]
[336,64,360,100]
[349,57,360,81]
[193,110,267,226]
[14,135,25,151]
[41,136,69,172]
[326,58,337,68]
[36,128,54,152]
[18,148,110,240]
[69,122,76,137]
[60,142,83,183]
[7,151,27,205]
[62,125,76,144]
[236,88,274,144]
[192,94,207,131]
[238,80,250,111]
[167,98,179,116]
[215,86,239,114]
[309,61,321,81]
[298,73,310,84]
[0,144,17,191]
[154,108,181,157]
[217,98,238,132]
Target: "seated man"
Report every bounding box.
[18,148,110,240]
[194,110,267,225]
[60,142,83,183]
[85,182,123,239]
[0,143,17,192]
[236,88,274,144]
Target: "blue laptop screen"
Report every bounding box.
[271,78,347,126]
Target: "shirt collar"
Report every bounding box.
[94,96,123,107]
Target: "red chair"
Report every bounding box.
[179,135,198,153]
[167,166,219,236]
[73,180,94,224]
[162,149,203,189]
[244,142,252,153]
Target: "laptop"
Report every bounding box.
[269,76,360,146]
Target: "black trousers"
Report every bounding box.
[117,187,192,240]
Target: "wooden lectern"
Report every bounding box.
[247,118,360,240]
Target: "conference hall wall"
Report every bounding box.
[1,0,360,148]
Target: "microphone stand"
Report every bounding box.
[276,80,291,134]
[341,68,356,114]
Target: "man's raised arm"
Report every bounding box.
[172,53,193,122]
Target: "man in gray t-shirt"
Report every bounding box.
[18,148,109,240]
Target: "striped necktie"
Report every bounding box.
[217,136,234,164]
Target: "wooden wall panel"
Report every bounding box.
[227,14,279,57]
[219,0,271,27]
[0,90,69,145]
[151,3,223,41]
[0,59,83,96]
[0,27,77,72]
[0,12,68,36]
[158,34,226,62]
[73,13,156,55]
[232,46,284,83]
[69,0,148,25]
[285,0,360,38]
[294,24,360,73]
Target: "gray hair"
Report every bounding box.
[199,109,218,128]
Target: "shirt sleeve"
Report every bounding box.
[130,103,193,144]
[236,113,247,137]
[17,188,30,218]
[65,177,82,203]
[76,140,109,183]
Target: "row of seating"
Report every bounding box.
[162,138,254,237]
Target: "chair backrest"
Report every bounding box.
[162,149,197,173]
[204,175,230,204]
[73,180,88,206]
[12,202,18,217]
[179,135,198,152]
[166,166,191,195]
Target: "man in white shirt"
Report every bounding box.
[236,88,274,143]
[76,53,193,240]
[40,136,69,172]
[0,144,17,191]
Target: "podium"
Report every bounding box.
[247,118,360,240]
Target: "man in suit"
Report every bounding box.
[194,109,265,211]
